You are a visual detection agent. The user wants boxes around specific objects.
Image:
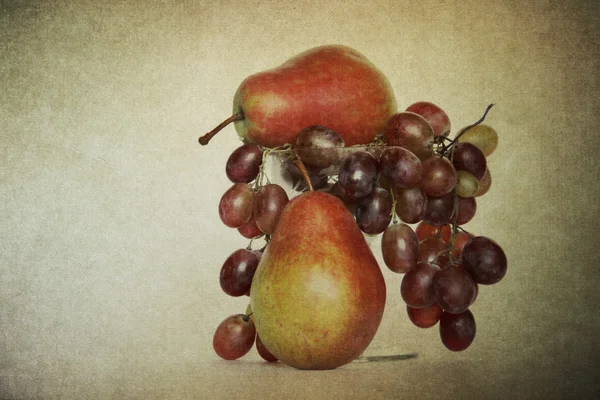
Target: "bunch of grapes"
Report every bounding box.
[211,101,507,360]
[212,140,290,362]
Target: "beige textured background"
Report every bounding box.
[1,1,599,399]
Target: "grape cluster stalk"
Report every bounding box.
[208,102,507,360]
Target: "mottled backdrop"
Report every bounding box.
[1,1,599,399]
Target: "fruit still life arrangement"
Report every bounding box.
[199,45,507,370]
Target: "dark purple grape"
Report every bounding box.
[355,187,392,235]
[418,237,448,263]
[326,182,358,214]
[381,223,419,273]
[218,183,255,228]
[292,126,345,168]
[462,236,507,285]
[407,303,443,328]
[456,196,477,225]
[282,158,329,192]
[400,261,441,308]
[420,155,457,197]
[439,310,476,351]
[213,314,256,360]
[434,262,477,314]
[394,186,428,224]
[219,249,260,297]
[379,147,422,188]
[452,142,487,180]
[253,184,289,235]
[226,143,263,183]
[338,151,379,200]
[424,192,456,226]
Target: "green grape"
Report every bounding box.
[457,124,498,157]
[455,170,479,198]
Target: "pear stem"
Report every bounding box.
[198,111,244,146]
[291,152,314,192]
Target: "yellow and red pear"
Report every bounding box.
[250,190,386,370]
[200,45,397,148]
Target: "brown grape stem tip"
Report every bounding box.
[442,103,495,155]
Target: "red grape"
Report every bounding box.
[452,231,471,257]
[413,146,435,162]
[439,310,476,351]
[226,143,263,183]
[256,335,278,362]
[434,252,451,268]
[462,236,507,285]
[252,249,263,261]
[384,111,434,151]
[415,222,451,243]
[237,216,263,239]
[379,147,422,188]
[292,126,345,168]
[405,101,451,137]
[475,168,492,197]
[326,182,357,212]
[418,237,448,263]
[355,187,393,235]
[434,262,477,314]
[213,314,256,360]
[420,155,457,197]
[452,142,487,180]
[456,196,477,225]
[394,186,427,224]
[407,303,443,328]
[424,192,456,226]
[219,183,255,228]
[338,151,379,200]
[219,249,260,297]
[283,158,329,191]
[401,261,441,308]
[381,223,419,273]
[253,184,289,234]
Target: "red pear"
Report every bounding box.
[200,45,397,148]
[250,191,386,370]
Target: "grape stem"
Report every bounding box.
[441,103,495,156]
[457,225,474,238]
[448,191,460,261]
[256,144,294,190]
[198,112,245,146]
[390,187,398,224]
